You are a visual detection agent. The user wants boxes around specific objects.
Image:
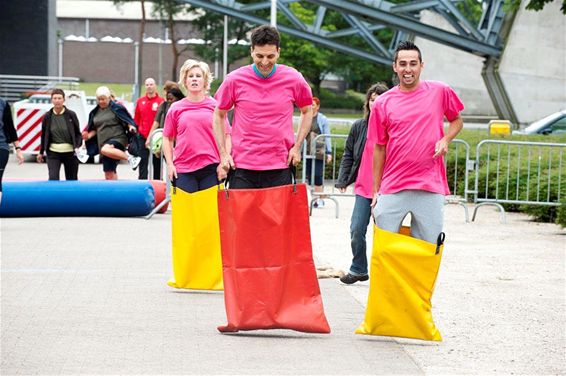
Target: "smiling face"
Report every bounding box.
[393,50,423,91]
[184,67,206,94]
[251,44,280,77]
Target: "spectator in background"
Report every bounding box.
[0,97,24,204]
[83,86,141,180]
[146,81,184,180]
[36,89,82,180]
[335,82,389,284]
[134,77,164,180]
[306,96,332,208]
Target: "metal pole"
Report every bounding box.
[134,41,140,100]
[271,0,277,27]
[57,39,63,80]
[223,15,228,79]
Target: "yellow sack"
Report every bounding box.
[355,225,444,341]
[167,185,223,290]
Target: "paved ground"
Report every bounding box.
[1,157,565,375]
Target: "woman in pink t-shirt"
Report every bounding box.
[162,59,230,193]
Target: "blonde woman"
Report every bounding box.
[162,59,230,192]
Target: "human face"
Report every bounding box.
[166,92,176,103]
[251,44,280,77]
[145,78,157,96]
[312,101,320,116]
[97,95,110,109]
[393,50,423,91]
[51,94,64,111]
[368,92,378,110]
[185,67,206,94]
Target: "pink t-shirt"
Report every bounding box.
[354,134,374,199]
[214,64,313,170]
[367,80,464,195]
[163,96,227,174]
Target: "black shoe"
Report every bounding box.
[340,273,369,285]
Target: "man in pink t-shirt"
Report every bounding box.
[213,25,313,189]
[368,41,464,250]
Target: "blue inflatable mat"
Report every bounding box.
[0,180,155,217]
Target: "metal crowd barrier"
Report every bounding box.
[444,139,472,222]
[301,134,347,218]
[145,128,170,219]
[302,134,475,222]
[471,140,566,223]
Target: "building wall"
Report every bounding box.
[415,11,497,117]
[0,0,57,76]
[498,0,566,124]
[61,40,203,84]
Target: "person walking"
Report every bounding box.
[36,89,82,180]
[212,24,313,188]
[306,97,332,208]
[335,83,389,284]
[369,41,464,246]
[134,77,164,180]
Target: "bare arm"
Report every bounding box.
[434,114,464,158]
[213,108,234,180]
[162,136,176,181]
[371,144,386,207]
[287,104,313,166]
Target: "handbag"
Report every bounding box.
[355,226,445,341]
[167,184,223,290]
[127,132,142,157]
[216,182,330,333]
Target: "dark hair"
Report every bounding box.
[51,88,65,98]
[250,25,280,49]
[168,88,185,101]
[364,82,389,121]
[163,80,179,93]
[393,40,422,63]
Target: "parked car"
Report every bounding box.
[513,110,566,135]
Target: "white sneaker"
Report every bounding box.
[317,198,325,208]
[128,155,141,170]
[75,147,89,163]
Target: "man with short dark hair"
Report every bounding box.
[37,88,82,180]
[213,25,313,188]
[134,77,164,180]
[370,41,464,245]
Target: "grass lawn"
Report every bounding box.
[57,82,135,101]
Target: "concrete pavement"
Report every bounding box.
[1,156,565,375]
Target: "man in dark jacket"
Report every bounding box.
[37,89,82,180]
[335,82,389,284]
[0,97,24,204]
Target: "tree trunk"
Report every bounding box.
[168,12,179,81]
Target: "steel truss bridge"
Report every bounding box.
[180,0,517,122]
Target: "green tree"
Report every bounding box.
[187,9,251,78]
[505,0,565,14]
[113,0,147,98]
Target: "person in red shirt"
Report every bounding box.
[134,77,164,179]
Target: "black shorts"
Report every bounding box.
[101,139,125,172]
[228,167,293,189]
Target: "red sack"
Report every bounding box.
[217,183,330,334]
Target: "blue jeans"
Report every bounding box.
[349,195,372,276]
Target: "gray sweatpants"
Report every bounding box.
[372,190,445,244]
